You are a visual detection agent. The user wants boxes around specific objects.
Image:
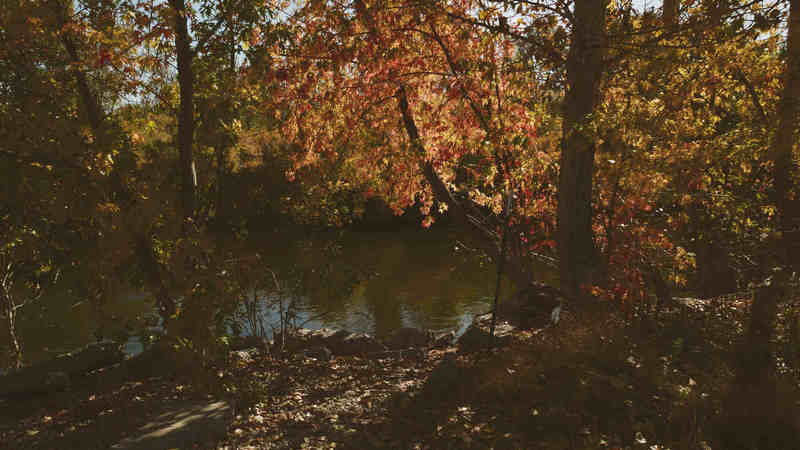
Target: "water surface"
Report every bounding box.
[4,228,518,365]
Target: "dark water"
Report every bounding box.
[4,228,528,366]
[249,229,503,338]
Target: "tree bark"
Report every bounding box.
[735,0,798,402]
[1,280,22,370]
[774,0,800,269]
[397,86,535,287]
[708,0,728,27]
[663,0,679,31]
[740,282,781,386]
[169,0,197,225]
[557,0,607,298]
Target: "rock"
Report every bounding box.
[333,333,387,356]
[406,347,426,360]
[304,346,333,361]
[229,348,260,364]
[228,335,269,352]
[0,341,124,397]
[457,321,515,351]
[502,282,566,329]
[432,330,456,348]
[284,328,345,352]
[284,328,386,356]
[385,327,433,350]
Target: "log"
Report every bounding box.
[0,341,124,397]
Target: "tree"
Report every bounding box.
[169,0,198,225]
[772,0,800,267]
[0,227,59,369]
[737,0,800,389]
[556,0,608,298]
[270,0,556,288]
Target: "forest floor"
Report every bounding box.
[2,295,799,449]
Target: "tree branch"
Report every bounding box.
[396,85,497,242]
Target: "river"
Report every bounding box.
[3,227,544,366]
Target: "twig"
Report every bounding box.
[489,187,513,350]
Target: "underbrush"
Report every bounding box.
[415,298,800,449]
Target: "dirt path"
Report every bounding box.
[111,399,232,450]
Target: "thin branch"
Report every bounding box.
[428,23,493,136]
[733,67,768,125]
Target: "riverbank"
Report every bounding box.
[2,296,798,449]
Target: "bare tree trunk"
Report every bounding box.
[0,256,28,369]
[7,310,22,369]
[1,289,22,370]
[169,0,197,225]
[557,0,607,298]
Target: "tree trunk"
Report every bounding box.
[740,282,781,386]
[740,0,800,378]
[557,0,607,298]
[396,86,533,288]
[170,0,197,225]
[774,0,800,269]
[730,0,799,435]
[663,0,679,31]
[708,0,728,27]
[694,240,737,298]
[1,290,22,370]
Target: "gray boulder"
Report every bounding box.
[385,327,433,350]
[333,333,387,356]
[284,328,345,351]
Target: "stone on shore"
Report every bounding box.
[385,327,433,350]
[457,320,516,351]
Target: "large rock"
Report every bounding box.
[385,327,433,350]
[227,335,270,352]
[283,328,344,351]
[0,341,124,397]
[331,332,387,356]
[304,346,333,361]
[228,348,260,365]
[284,328,386,356]
[457,320,515,351]
[499,281,566,329]
[431,330,456,348]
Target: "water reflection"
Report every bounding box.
[4,228,524,365]
[250,229,502,339]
